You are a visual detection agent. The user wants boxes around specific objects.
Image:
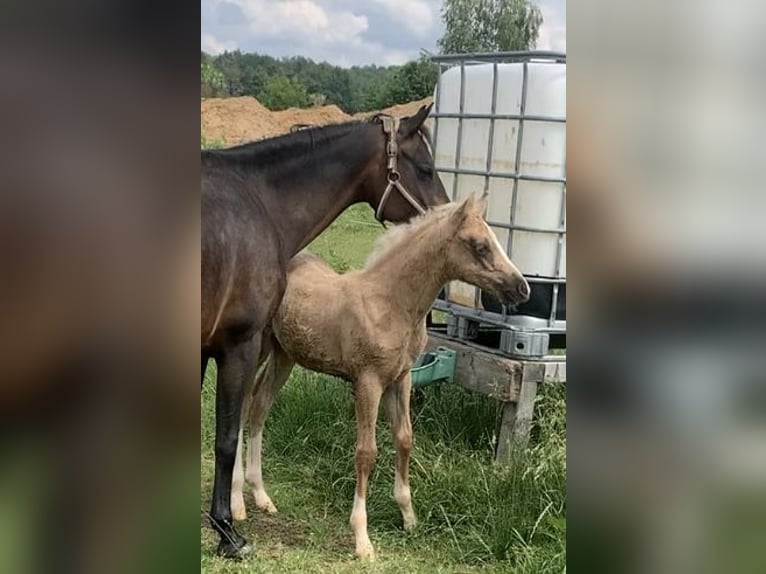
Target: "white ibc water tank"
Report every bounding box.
[433,59,566,310]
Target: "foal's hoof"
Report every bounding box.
[216,537,252,560]
[231,499,247,521]
[403,516,417,531]
[256,497,278,515]
[355,543,376,561]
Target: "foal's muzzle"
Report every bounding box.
[500,277,531,306]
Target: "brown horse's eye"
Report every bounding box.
[416,164,434,179]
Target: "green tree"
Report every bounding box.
[379,56,438,109]
[201,56,225,98]
[215,50,246,95]
[438,0,542,54]
[258,75,309,110]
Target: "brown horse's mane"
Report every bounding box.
[364,202,455,268]
[205,116,433,167]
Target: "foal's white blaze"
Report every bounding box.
[350,493,374,559]
[481,218,516,269]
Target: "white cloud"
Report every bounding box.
[371,0,435,39]
[228,0,368,44]
[201,0,566,66]
[536,4,567,52]
[201,33,236,55]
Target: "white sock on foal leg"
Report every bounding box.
[394,474,416,530]
[231,426,247,520]
[246,429,277,514]
[350,492,374,560]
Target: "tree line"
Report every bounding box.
[201,0,543,114]
[201,51,438,114]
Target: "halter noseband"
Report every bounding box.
[373,114,427,225]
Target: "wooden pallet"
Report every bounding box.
[424,330,565,465]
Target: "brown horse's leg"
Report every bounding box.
[246,337,294,514]
[210,334,261,559]
[350,372,384,560]
[384,373,416,530]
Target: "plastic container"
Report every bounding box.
[432,56,566,330]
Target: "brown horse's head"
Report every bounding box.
[368,104,449,223]
[446,193,531,307]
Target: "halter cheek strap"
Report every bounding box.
[374,115,427,225]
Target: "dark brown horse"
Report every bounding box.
[201,104,448,558]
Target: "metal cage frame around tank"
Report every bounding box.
[429,51,566,352]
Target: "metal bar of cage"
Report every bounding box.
[432,61,444,302]
[506,60,529,264]
[432,300,566,333]
[430,112,565,123]
[435,166,566,184]
[477,60,500,311]
[486,221,566,235]
[549,187,567,326]
[431,51,566,63]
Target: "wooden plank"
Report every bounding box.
[544,360,566,382]
[511,363,544,447]
[425,332,522,402]
[495,401,518,465]
[495,363,543,463]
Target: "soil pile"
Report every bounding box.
[201,97,279,145]
[353,97,433,121]
[202,96,435,146]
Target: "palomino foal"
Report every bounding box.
[232,193,530,559]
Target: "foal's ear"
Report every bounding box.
[399,103,433,137]
[476,191,489,217]
[450,194,476,226]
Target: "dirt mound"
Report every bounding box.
[201,97,352,145]
[201,96,435,146]
[201,97,281,145]
[354,96,433,121]
[274,104,350,131]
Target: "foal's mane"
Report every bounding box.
[364,203,457,268]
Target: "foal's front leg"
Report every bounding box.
[351,372,384,560]
[384,372,416,530]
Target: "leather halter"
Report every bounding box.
[372,114,427,225]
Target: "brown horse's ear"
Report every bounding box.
[399,103,433,137]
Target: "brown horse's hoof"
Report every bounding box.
[216,534,252,560]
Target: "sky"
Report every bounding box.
[201,0,566,67]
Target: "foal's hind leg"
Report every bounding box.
[246,338,294,514]
[384,372,416,530]
[231,404,249,521]
[350,372,384,560]
[231,334,273,520]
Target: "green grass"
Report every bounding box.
[202,133,225,150]
[201,206,566,572]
